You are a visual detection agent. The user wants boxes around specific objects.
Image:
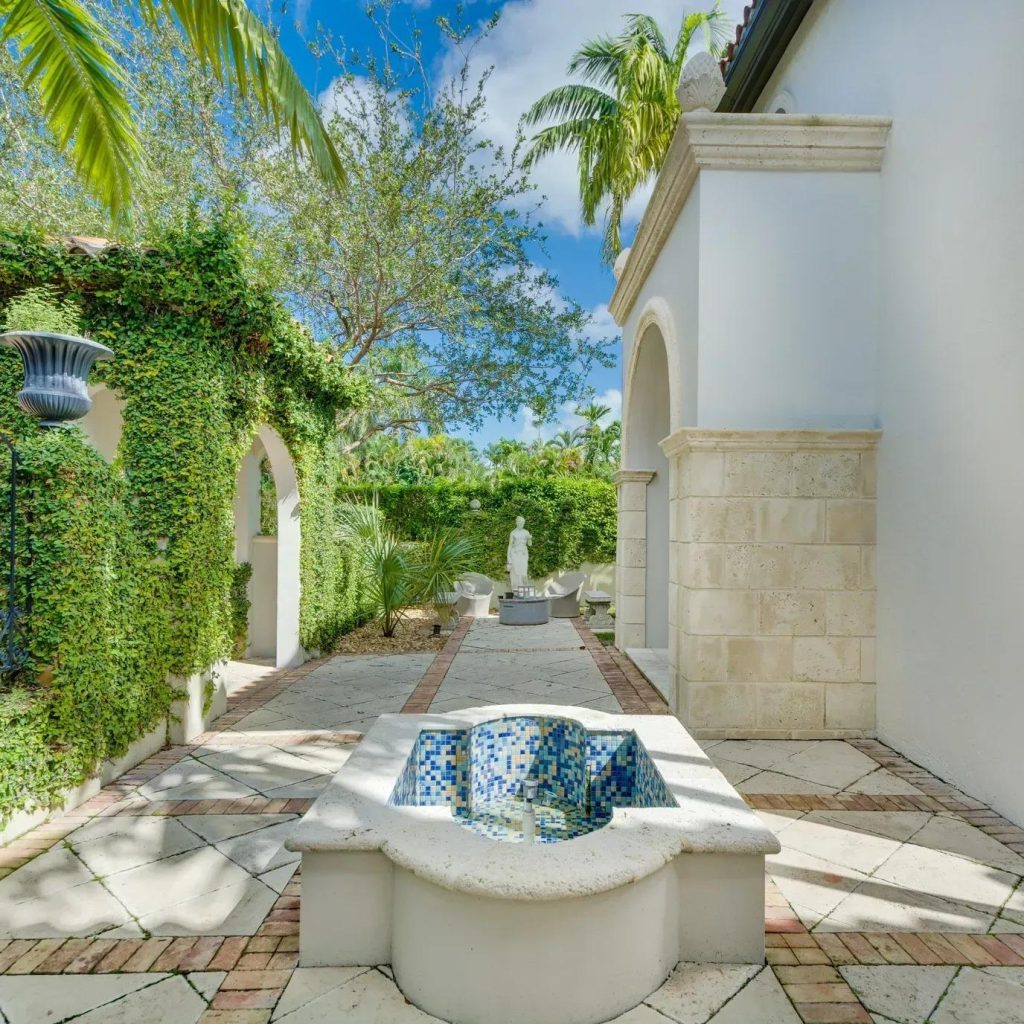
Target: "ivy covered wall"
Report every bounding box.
[0,226,369,826]
[339,479,616,579]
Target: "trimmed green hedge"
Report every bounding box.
[0,225,370,827]
[339,479,616,579]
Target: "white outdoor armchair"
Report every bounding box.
[545,571,586,618]
[456,573,495,616]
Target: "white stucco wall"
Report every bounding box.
[696,170,880,429]
[622,182,701,435]
[755,0,1024,823]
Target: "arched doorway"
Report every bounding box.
[233,425,302,668]
[624,324,671,649]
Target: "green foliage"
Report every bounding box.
[339,479,616,580]
[0,429,173,816]
[254,20,615,445]
[258,458,276,536]
[0,224,369,826]
[339,418,620,486]
[0,0,342,218]
[230,562,252,658]
[340,434,488,486]
[337,501,480,637]
[1,285,81,335]
[525,8,729,259]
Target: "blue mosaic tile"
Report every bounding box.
[389,716,674,843]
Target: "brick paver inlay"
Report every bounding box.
[0,616,1022,1022]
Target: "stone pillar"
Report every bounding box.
[614,469,656,649]
[662,430,879,739]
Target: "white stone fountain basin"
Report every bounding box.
[286,705,779,1024]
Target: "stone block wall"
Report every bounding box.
[663,430,880,738]
[614,469,655,649]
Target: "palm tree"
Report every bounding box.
[524,8,727,260]
[0,0,344,219]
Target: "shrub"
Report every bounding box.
[0,225,369,827]
[338,478,616,579]
[337,501,479,636]
[1,285,82,335]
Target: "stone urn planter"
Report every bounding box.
[0,332,113,427]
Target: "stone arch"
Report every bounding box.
[78,385,125,463]
[233,424,302,668]
[624,297,683,461]
[619,299,679,654]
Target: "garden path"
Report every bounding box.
[0,617,1022,1022]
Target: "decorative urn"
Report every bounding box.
[0,332,113,427]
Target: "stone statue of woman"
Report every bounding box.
[506,516,532,591]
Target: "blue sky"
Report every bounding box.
[273,0,747,447]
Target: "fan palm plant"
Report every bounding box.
[337,501,479,638]
[524,8,728,260]
[0,0,344,219]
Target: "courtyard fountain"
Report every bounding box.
[287,703,779,1024]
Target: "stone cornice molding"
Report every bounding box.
[614,469,657,485]
[660,428,882,459]
[610,113,892,324]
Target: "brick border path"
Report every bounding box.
[2,638,1024,1022]
[571,616,670,713]
[400,616,474,713]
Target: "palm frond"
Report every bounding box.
[523,83,617,128]
[672,7,730,70]
[566,36,627,87]
[524,118,601,167]
[1,0,142,218]
[620,13,670,62]
[142,0,345,189]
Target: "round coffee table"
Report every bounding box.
[497,594,550,625]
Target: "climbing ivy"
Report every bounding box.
[0,224,371,827]
[339,479,617,579]
[230,563,253,659]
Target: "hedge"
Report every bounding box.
[0,225,370,827]
[339,479,616,579]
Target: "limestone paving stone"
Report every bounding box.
[134,876,279,936]
[71,818,207,878]
[778,816,902,875]
[271,967,370,1019]
[72,974,209,1023]
[102,846,253,918]
[271,967,435,1022]
[176,815,298,846]
[0,880,135,939]
[930,966,1024,1023]
[871,842,1021,915]
[138,760,260,802]
[214,821,301,876]
[820,881,997,934]
[0,973,168,1023]
[839,965,956,1023]
[643,963,760,1023]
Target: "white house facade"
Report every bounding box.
[614,0,1024,826]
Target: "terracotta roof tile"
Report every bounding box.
[719,0,763,80]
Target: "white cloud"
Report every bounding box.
[438,0,749,239]
[518,387,622,442]
[582,302,620,344]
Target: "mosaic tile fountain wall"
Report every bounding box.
[390,716,674,842]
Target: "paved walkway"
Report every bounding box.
[0,617,1022,1022]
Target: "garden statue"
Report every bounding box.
[507,516,532,591]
